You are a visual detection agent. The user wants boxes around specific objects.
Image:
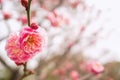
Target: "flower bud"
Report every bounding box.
[30,23,39,29]
[3,12,11,20]
[21,0,28,9]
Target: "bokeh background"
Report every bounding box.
[0,0,120,80]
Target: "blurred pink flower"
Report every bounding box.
[18,15,28,25]
[52,69,59,76]
[69,70,80,80]
[46,11,70,27]
[46,12,60,27]
[85,61,104,75]
[65,62,73,70]
[19,25,47,55]
[0,0,2,4]
[59,68,66,75]
[69,0,79,8]
[5,33,31,65]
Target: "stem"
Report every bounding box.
[20,63,27,80]
[26,0,32,26]
[20,63,33,80]
[23,63,27,76]
[20,1,32,80]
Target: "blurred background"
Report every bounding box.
[0,0,120,80]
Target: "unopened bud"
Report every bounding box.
[30,23,39,29]
[3,12,11,20]
[21,0,28,9]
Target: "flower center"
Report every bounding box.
[27,36,34,43]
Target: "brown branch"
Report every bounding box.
[0,56,13,71]
[51,0,64,11]
[80,74,92,80]
[43,33,81,80]
[0,54,20,80]
[9,69,20,80]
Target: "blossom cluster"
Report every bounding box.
[50,60,104,80]
[5,23,47,65]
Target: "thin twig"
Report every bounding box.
[52,0,64,11]
[26,0,32,26]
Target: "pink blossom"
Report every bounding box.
[69,70,80,80]
[19,25,47,55]
[52,69,59,76]
[18,15,28,25]
[85,61,104,75]
[65,62,73,70]
[5,24,47,65]
[59,68,66,75]
[46,12,60,27]
[5,33,31,65]
[0,0,2,4]
[69,0,79,8]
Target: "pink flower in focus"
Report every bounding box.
[5,33,31,65]
[19,25,47,55]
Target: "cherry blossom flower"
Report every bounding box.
[85,61,104,75]
[19,24,47,55]
[69,70,80,80]
[5,33,31,65]
[5,23,47,65]
[0,0,2,4]
[18,15,28,25]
